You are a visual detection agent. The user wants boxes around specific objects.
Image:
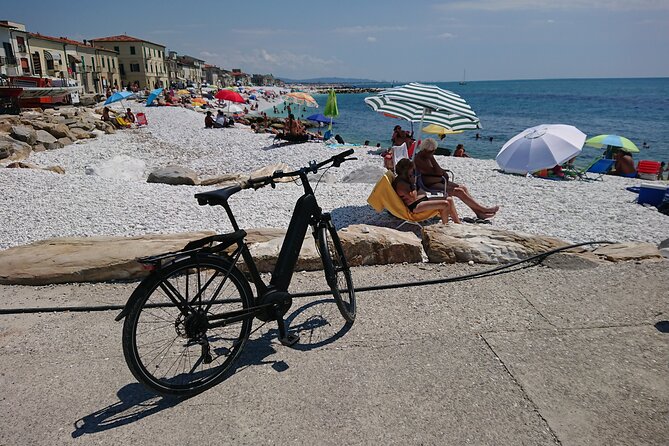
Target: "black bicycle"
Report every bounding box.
[115,149,357,396]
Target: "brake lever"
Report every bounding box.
[309,160,318,174]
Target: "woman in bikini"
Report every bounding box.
[393,158,461,225]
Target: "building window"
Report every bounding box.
[107,57,110,69]
[17,36,26,52]
[102,57,105,68]
[81,56,85,70]
[112,59,115,68]
[120,63,125,75]
[114,46,119,53]
[130,63,140,72]
[130,46,136,55]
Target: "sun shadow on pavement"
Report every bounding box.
[71,384,182,438]
[72,298,350,434]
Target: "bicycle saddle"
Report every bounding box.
[195,185,242,206]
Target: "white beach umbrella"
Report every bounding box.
[496,124,586,175]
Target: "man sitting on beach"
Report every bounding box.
[414,138,499,220]
[204,111,215,129]
[613,150,636,176]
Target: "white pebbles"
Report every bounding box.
[1,104,667,250]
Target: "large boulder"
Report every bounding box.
[0,232,215,285]
[10,125,37,145]
[34,129,62,150]
[70,120,97,132]
[69,127,95,140]
[46,123,75,139]
[58,137,74,147]
[0,134,32,160]
[0,116,21,133]
[422,224,569,264]
[338,224,423,266]
[147,165,199,185]
[342,166,387,183]
[245,231,321,273]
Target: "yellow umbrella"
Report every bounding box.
[283,92,318,108]
[422,124,464,135]
[176,89,190,95]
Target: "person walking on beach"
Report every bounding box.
[393,158,460,225]
[414,138,499,219]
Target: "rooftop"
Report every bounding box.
[91,34,165,48]
[29,32,116,52]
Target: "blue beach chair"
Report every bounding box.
[569,158,615,181]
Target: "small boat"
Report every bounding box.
[459,69,467,85]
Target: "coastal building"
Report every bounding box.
[203,64,234,87]
[176,55,205,87]
[90,35,168,89]
[0,21,30,77]
[27,33,119,95]
[231,69,251,86]
[251,73,281,87]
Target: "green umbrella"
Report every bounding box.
[585,134,640,153]
[324,89,338,131]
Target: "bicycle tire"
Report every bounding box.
[317,221,356,323]
[122,255,253,396]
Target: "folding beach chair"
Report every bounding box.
[367,171,439,229]
[136,112,148,126]
[637,160,661,180]
[572,158,615,181]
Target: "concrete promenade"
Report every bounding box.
[0,259,667,445]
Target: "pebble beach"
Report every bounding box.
[1,102,667,251]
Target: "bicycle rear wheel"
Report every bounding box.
[122,255,253,396]
[317,220,356,323]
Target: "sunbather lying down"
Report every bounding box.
[414,138,499,219]
[393,158,461,224]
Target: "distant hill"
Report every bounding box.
[278,77,382,84]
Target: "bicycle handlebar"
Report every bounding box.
[244,149,355,190]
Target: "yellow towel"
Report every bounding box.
[367,171,439,221]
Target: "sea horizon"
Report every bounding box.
[270,77,669,165]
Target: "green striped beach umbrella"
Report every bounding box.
[364,95,481,131]
[379,82,478,120]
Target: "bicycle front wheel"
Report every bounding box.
[122,255,253,396]
[317,221,356,323]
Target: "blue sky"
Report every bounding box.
[6,0,669,82]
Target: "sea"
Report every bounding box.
[269,78,669,165]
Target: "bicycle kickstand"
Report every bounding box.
[276,316,299,347]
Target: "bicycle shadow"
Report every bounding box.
[71,298,350,435]
[71,383,182,438]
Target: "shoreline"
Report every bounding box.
[1,103,667,251]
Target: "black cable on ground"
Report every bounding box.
[0,241,611,316]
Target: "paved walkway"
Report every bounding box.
[0,259,667,445]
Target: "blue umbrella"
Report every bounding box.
[307,113,336,124]
[104,91,135,105]
[146,88,164,106]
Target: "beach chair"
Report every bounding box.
[637,160,661,180]
[367,171,440,229]
[114,116,132,128]
[136,112,148,126]
[415,171,453,195]
[391,143,409,171]
[571,157,615,181]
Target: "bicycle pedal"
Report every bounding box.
[279,333,299,347]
